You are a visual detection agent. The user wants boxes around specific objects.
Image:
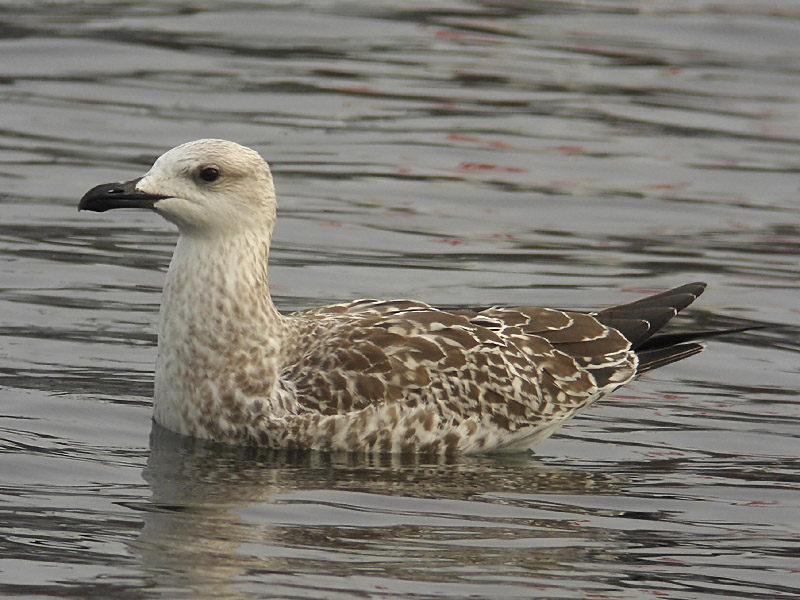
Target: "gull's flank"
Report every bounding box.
[80,139,752,454]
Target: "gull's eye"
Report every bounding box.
[199,167,220,183]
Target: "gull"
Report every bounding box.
[80,139,752,454]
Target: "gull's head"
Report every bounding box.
[79,139,277,235]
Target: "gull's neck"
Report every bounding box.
[163,227,279,321]
[154,226,284,438]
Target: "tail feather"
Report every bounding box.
[637,325,764,352]
[636,343,705,374]
[594,282,707,349]
[593,282,760,376]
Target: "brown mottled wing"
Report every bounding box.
[283,299,502,416]
[280,282,718,441]
[283,299,636,429]
[281,300,430,415]
[473,306,636,395]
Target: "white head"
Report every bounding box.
[80,139,277,236]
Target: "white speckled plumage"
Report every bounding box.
[80,139,733,454]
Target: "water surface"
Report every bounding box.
[1,2,798,598]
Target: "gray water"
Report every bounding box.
[1,1,799,598]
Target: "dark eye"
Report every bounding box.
[199,167,220,183]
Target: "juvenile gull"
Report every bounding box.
[80,139,750,454]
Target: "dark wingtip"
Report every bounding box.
[594,282,708,349]
[638,324,768,352]
[596,282,766,375]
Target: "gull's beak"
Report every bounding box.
[78,177,169,212]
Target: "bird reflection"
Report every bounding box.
[129,423,630,599]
